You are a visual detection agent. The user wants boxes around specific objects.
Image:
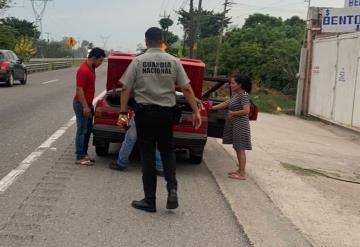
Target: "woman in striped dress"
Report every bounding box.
[211,75,252,180]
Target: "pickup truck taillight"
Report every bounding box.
[179,111,207,130]
[95,99,119,119]
[0,61,9,70]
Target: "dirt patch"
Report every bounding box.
[281,162,321,177]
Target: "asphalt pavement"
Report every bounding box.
[0,68,251,246]
[0,66,106,179]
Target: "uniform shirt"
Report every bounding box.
[73,61,96,104]
[120,48,190,107]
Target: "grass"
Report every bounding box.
[251,89,296,113]
[202,82,296,114]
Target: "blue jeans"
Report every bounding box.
[73,102,94,160]
[117,117,163,172]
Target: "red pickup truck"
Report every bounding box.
[92,53,227,164]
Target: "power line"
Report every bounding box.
[232,2,306,14]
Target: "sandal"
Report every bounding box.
[228,173,246,180]
[85,155,95,163]
[75,158,94,166]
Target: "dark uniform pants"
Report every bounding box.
[134,106,178,204]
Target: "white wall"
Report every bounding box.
[309,33,360,129]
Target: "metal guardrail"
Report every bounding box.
[26,58,107,74]
[52,61,72,70]
[26,61,73,74]
[26,63,52,74]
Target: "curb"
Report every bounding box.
[202,138,313,247]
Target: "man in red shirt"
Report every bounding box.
[73,48,106,165]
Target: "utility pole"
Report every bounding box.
[194,0,202,58]
[30,0,52,39]
[214,0,232,76]
[302,7,320,115]
[296,0,312,116]
[302,0,312,47]
[189,0,195,58]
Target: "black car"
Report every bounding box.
[0,50,27,87]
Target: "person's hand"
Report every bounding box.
[117,114,129,129]
[83,107,91,118]
[195,98,204,111]
[111,87,117,97]
[192,110,202,129]
[227,111,237,118]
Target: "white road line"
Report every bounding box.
[41,79,59,85]
[0,90,106,193]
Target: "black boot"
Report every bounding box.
[166,189,178,209]
[109,162,126,171]
[131,199,156,213]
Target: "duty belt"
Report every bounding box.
[137,104,175,112]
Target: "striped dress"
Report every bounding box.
[222,91,252,151]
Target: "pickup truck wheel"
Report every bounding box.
[189,154,203,164]
[95,142,109,156]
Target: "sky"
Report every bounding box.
[5,0,345,52]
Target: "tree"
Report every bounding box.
[136,43,146,53]
[81,40,90,49]
[1,17,40,39]
[243,13,282,29]
[159,16,174,44]
[198,10,231,38]
[164,31,179,55]
[35,39,72,58]
[0,0,11,10]
[177,7,231,57]
[159,17,173,30]
[14,36,36,61]
[196,13,305,93]
[0,24,16,49]
[197,36,218,74]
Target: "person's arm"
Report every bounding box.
[228,94,251,118]
[211,101,229,111]
[228,104,250,118]
[179,83,202,129]
[76,71,91,117]
[120,85,132,113]
[117,60,137,127]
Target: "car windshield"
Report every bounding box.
[0,53,5,61]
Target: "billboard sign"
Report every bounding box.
[345,0,360,8]
[322,8,360,33]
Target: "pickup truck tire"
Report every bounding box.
[189,153,203,164]
[95,142,109,156]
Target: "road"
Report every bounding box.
[0,67,106,179]
[0,68,250,246]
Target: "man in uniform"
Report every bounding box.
[118,27,202,213]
